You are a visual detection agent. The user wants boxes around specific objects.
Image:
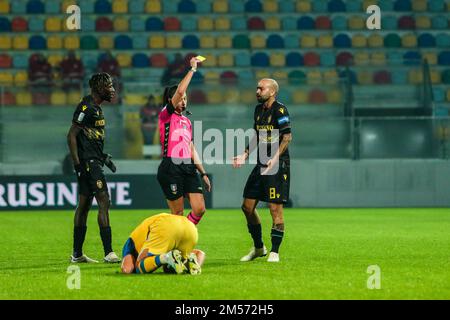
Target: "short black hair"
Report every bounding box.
[89,73,112,94]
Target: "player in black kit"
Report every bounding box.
[233,79,292,263]
[67,73,120,263]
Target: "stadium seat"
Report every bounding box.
[181,17,197,31]
[13,36,28,50]
[318,34,333,48]
[11,17,28,32]
[0,37,11,51]
[149,53,168,67]
[438,52,450,66]
[348,16,365,30]
[301,34,316,48]
[130,18,145,32]
[81,17,96,32]
[292,90,308,104]
[371,52,386,65]
[288,70,306,84]
[382,16,397,30]
[255,69,271,80]
[200,35,215,48]
[384,34,402,47]
[12,54,27,68]
[220,71,238,84]
[272,70,288,81]
[354,52,369,65]
[270,53,285,67]
[392,71,408,84]
[48,36,63,50]
[328,0,346,12]
[164,17,181,31]
[402,34,418,48]
[189,90,207,104]
[149,35,165,49]
[423,52,437,65]
[218,53,234,67]
[64,36,80,50]
[266,17,281,30]
[357,70,373,84]
[235,52,251,67]
[266,34,284,48]
[282,17,297,31]
[408,69,423,84]
[99,36,114,49]
[373,70,392,84]
[352,34,367,47]
[132,53,149,68]
[332,16,347,30]
[336,51,354,66]
[398,16,415,29]
[0,0,10,13]
[27,0,44,14]
[394,0,412,11]
[315,16,331,29]
[431,16,448,29]
[229,0,244,13]
[113,0,128,13]
[116,53,132,67]
[95,0,112,14]
[347,0,362,12]
[312,0,327,12]
[442,70,450,84]
[132,35,147,49]
[285,34,300,49]
[263,0,278,12]
[248,16,265,30]
[437,33,450,48]
[216,35,232,48]
[303,52,320,66]
[320,52,335,67]
[16,92,32,106]
[251,52,269,67]
[334,34,352,48]
[233,34,250,49]
[415,16,431,29]
[387,52,402,65]
[309,89,327,104]
[430,70,441,84]
[81,53,98,70]
[206,90,223,104]
[146,17,163,31]
[198,17,214,31]
[115,35,132,49]
[114,17,129,32]
[182,35,199,49]
[245,0,262,12]
[428,0,444,12]
[433,88,445,102]
[48,54,63,67]
[0,54,12,68]
[166,35,181,49]
[178,0,196,13]
[368,34,384,47]
[296,0,312,12]
[96,17,113,32]
[145,0,161,13]
[162,0,177,13]
[339,69,356,84]
[0,72,13,86]
[213,0,228,13]
[202,55,217,67]
[77,0,95,13]
[297,16,315,30]
[129,0,145,13]
[11,1,26,14]
[215,17,231,30]
[51,91,67,106]
[0,17,11,32]
[45,17,62,32]
[418,33,436,47]
[412,0,427,11]
[0,92,15,105]
[327,88,342,103]
[231,17,246,30]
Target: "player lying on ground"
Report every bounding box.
[121,213,205,274]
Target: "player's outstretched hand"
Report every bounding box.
[202,175,211,192]
[190,57,199,70]
[232,154,247,168]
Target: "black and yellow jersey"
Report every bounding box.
[253,100,291,165]
[72,95,106,162]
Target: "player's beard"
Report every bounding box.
[257,95,269,103]
[101,90,114,102]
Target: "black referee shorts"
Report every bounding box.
[157,157,203,201]
[243,160,290,204]
[77,159,109,197]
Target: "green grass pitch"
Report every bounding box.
[1,208,450,300]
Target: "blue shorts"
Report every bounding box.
[122,238,138,259]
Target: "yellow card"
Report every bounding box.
[195,55,206,62]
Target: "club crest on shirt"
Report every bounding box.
[96,180,103,189]
[170,184,178,194]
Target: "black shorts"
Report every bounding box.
[157,157,203,201]
[243,160,290,204]
[77,159,108,197]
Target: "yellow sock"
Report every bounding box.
[137,254,162,274]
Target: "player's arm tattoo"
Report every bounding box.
[277,133,292,157]
[67,124,82,165]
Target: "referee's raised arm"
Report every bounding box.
[170,57,201,107]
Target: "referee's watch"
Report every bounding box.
[190,67,197,73]
[200,172,208,177]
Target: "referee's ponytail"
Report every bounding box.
[163,85,178,106]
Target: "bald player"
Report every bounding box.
[232,79,292,263]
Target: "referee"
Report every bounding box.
[67,73,120,263]
[232,79,292,263]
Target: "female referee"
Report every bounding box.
[157,56,211,225]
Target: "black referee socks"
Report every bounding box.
[247,223,264,249]
[100,226,113,256]
[73,226,87,258]
[270,228,284,253]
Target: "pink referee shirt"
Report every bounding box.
[158,104,192,159]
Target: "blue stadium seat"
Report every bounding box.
[26,0,44,14]
[279,1,294,13]
[282,17,297,31]
[286,52,303,67]
[312,0,328,12]
[433,87,445,102]
[132,53,150,68]
[95,0,112,14]
[394,0,412,11]
[418,33,436,47]
[163,1,178,13]
[297,16,315,30]
[328,0,346,12]
[45,0,60,13]
[235,52,251,67]
[438,52,450,66]
[378,0,394,11]
[231,17,246,30]
[11,1,26,14]
[133,35,147,49]
[197,1,211,13]
[339,69,357,84]
[428,0,444,12]
[432,16,448,29]
[403,51,421,65]
[229,0,244,13]
[382,16,398,30]
[130,18,145,32]
[320,52,336,67]
[251,52,269,67]
[245,0,262,12]
[346,0,361,12]
[13,54,28,68]
[182,35,199,49]
[181,17,197,31]
[79,0,95,13]
[29,35,46,50]
[146,17,163,31]
[178,0,196,13]
[334,34,352,48]
[437,33,450,48]
[115,35,133,49]
[129,0,145,13]
[0,17,10,32]
[332,16,347,30]
[81,17,96,32]
[28,17,44,32]
[285,34,299,49]
[267,34,284,48]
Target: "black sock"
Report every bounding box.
[270,228,284,253]
[99,226,113,256]
[73,226,87,258]
[247,224,263,249]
